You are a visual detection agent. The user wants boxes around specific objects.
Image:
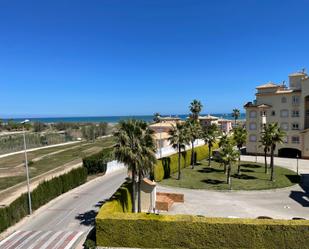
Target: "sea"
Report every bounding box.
[4,114,246,124]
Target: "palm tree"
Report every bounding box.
[233,127,247,175]
[259,131,271,174]
[114,119,157,213]
[136,126,157,212]
[185,119,202,168]
[219,141,240,187]
[168,123,189,180]
[202,124,219,166]
[189,99,203,120]
[219,134,229,148]
[232,109,240,126]
[263,123,285,181]
[153,113,161,123]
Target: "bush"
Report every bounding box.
[154,144,215,182]
[0,167,87,233]
[96,212,309,249]
[83,147,113,175]
[97,181,132,216]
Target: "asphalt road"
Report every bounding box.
[0,169,127,248]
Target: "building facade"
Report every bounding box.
[244,70,309,158]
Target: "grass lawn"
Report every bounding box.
[160,160,299,190]
[0,136,115,191]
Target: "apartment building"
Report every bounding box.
[244,70,309,158]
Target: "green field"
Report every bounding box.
[0,137,115,192]
[160,160,299,190]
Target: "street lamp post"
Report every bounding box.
[22,119,32,215]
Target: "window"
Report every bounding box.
[283,136,289,144]
[249,122,257,130]
[292,123,299,130]
[260,111,267,116]
[281,97,287,103]
[249,135,257,142]
[280,109,289,118]
[249,111,257,118]
[292,110,300,117]
[292,136,300,144]
[306,110,309,116]
[271,111,276,116]
[292,96,300,105]
[280,123,289,131]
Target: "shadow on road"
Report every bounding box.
[289,174,309,207]
[75,200,107,226]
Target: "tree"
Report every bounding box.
[33,122,46,132]
[232,109,240,126]
[168,123,189,180]
[219,141,239,187]
[189,99,203,120]
[219,134,229,148]
[259,131,271,174]
[153,113,161,123]
[233,127,247,175]
[114,120,156,213]
[263,123,285,181]
[202,124,219,167]
[185,119,202,168]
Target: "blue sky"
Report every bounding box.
[1,0,309,117]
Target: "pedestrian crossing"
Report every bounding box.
[0,230,83,249]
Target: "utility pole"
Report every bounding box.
[22,119,32,215]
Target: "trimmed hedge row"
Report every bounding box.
[83,147,113,175]
[154,144,215,182]
[96,212,309,249]
[0,167,87,233]
[97,181,132,215]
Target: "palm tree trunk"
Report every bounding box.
[270,149,274,181]
[177,147,181,180]
[264,149,268,174]
[224,164,227,174]
[208,143,211,167]
[191,141,195,169]
[132,168,137,213]
[237,156,241,175]
[227,164,231,185]
[137,171,142,213]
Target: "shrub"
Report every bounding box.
[154,144,215,182]
[96,212,309,249]
[97,181,132,216]
[0,167,87,233]
[83,147,113,175]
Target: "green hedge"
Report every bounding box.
[97,181,132,216]
[154,144,215,182]
[0,167,87,233]
[96,212,309,249]
[83,147,113,175]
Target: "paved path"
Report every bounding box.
[0,169,127,248]
[158,156,309,220]
[241,155,309,174]
[0,141,81,159]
